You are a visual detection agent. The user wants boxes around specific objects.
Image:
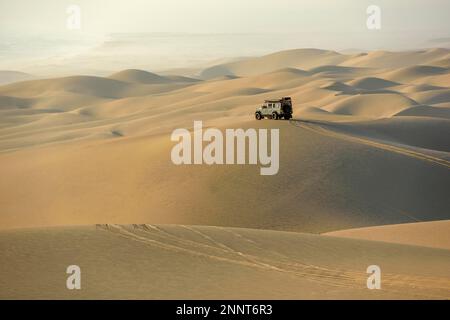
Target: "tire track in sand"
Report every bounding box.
[97,224,363,289]
[289,119,450,169]
[96,224,450,298]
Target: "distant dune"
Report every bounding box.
[323,93,417,117]
[109,69,199,84]
[0,75,133,99]
[0,70,34,86]
[382,65,448,82]
[340,48,450,68]
[200,49,347,79]
[109,69,172,84]
[349,77,400,90]
[200,48,450,79]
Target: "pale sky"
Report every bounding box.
[1,0,449,75]
[0,0,449,36]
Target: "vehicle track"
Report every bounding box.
[96,224,450,298]
[289,119,450,169]
[97,224,363,288]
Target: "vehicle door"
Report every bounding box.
[262,103,270,115]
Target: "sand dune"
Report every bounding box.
[408,89,450,105]
[109,69,173,84]
[0,76,136,99]
[0,70,34,85]
[430,57,450,68]
[1,119,449,232]
[0,75,195,101]
[395,105,450,120]
[348,77,400,90]
[199,48,450,79]
[382,65,448,83]
[308,65,367,78]
[321,81,357,94]
[109,69,199,84]
[0,95,34,109]
[327,117,450,152]
[401,83,445,93]
[200,49,347,79]
[323,93,417,118]
[325,220,450,250]
[340,48,450,68]
[0,48,448,134]
[0,225,448,299]
[0,48,449,299]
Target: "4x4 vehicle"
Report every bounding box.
[255,97,292,120]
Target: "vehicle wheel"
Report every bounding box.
[284,114,291,120]
[272,112,278,120]
[255,112,262,120]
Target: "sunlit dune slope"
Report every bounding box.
[325,220,450,250]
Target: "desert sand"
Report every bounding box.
[325,220,450,250]
[1,225,449,299]
[0,48,449,299]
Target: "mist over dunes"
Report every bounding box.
[0,71,35,86]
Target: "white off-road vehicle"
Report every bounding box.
[255,97,292,120]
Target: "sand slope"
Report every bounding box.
[0,48,449,232]
[325,220,450,250]
[0,225,449,299]
[0,119,449,233]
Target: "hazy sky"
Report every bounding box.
[1,0,449,75]
[1,0,449,36]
